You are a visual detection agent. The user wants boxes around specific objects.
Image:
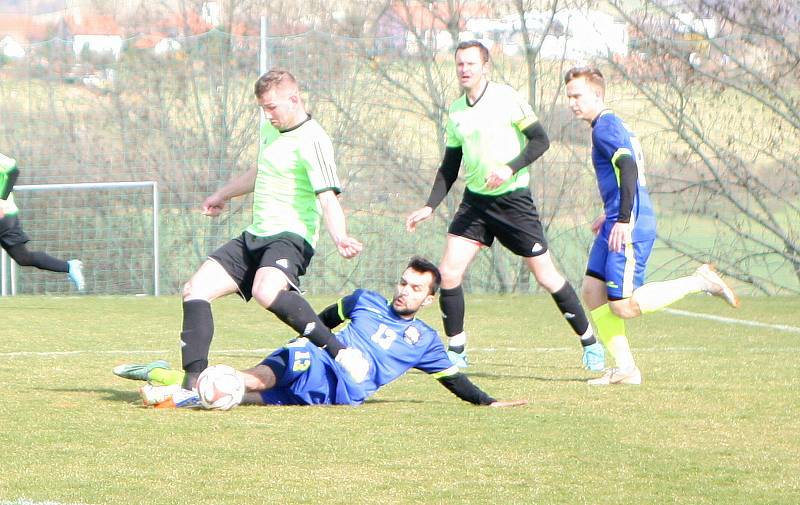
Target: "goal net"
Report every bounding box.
[1,181,159,296]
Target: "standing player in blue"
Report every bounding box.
[406,41,603,372]
[565,67,739,385]
[114,257,526,408]
[0,152,84,291]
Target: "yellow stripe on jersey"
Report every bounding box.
[431,365,460,379]
[514,114,538,132]
[336,298,346,322]
[611,147,633,186]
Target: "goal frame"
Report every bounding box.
[0,181,160,296]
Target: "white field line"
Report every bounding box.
[0,346,796,359]
[1,501,92,505]
[1,310,797,359]
[664,308,800,334]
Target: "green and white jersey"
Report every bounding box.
[246,116,341,248]
[0,152,19,216]
[446,81,538,196]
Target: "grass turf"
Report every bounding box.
[0,294,798,504]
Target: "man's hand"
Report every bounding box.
[489,399,528,407]
[405,206,433,232]
[202,194,226,216]
[485,164,513,189]
[608,221,632,253]
[590,212,606,236]
[336,236,363,259]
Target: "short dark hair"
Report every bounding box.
[254,69,298,98]
[407,256,441,295]
[455,40,489,64]
[564,66,605,92]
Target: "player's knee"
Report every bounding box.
[182,280,210,302]
[252,285,280,309]
[239,365,275,391]
[580,282,593,302]
[532,267,564,292]
[6,244,33,266]
[182,281,193,300]
[609,299,640,319]
[438,265,464,287]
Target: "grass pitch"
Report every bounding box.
[1,294,798,504]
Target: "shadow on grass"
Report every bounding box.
[465,371,589,382]
[363,398,431,405]
[46,386,142,403]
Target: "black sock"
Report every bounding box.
[439,285,465,337]
[550,282,595,345]
[180,299,214,388]
[267,290,344,357]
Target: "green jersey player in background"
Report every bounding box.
[0,152,84,291]
[405,41,603,372]
[178,70,367,391]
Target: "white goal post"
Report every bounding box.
[0,181,160,296]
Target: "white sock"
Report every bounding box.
[448,331,467,348]
[608,335,636,372]
[633,275,706,313]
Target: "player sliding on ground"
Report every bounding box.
[0,152,84,291]
[113,257,526,409]
[565,66,739,385]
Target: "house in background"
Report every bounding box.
[0,14,49,59]
[374,0,491,55]
[1,34,25,58]
[62,11,124,60]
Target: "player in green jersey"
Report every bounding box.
[405,41,602,371]
[179,70,366,389]
[0,152,84,291]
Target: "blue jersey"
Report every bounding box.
[335,289,455,400]
[591,111,656,242]
[259,289,456,406]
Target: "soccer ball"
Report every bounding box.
[196,364,245,411]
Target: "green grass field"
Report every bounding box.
[1,294,799,505]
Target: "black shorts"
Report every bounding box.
[0,215,30,250]
[209,231,315,301]
[448,188,548,257]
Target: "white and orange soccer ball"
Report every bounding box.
[196,364,245,410]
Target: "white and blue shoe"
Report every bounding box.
[447,349,469,369]
[582,342,605,372]
[67,259,85,292]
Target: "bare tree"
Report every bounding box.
[601,0,800,294]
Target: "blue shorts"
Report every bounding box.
[585,234,654,300]
[258,339,365,406]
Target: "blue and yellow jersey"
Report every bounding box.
[333,289,457,403]
[591,111,656,241]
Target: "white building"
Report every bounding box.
[0,35,26,59]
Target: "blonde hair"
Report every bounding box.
[254,70,298,98]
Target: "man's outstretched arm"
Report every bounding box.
[436,371,527,407]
